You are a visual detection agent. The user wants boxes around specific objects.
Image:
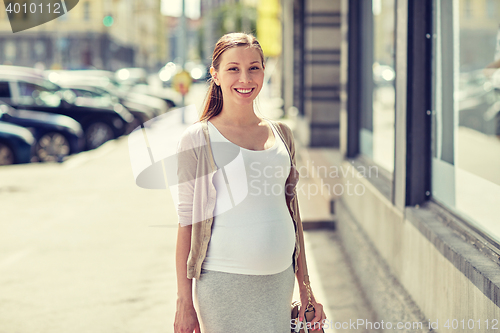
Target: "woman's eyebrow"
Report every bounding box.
[226,61,260,65]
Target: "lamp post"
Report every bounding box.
[180,0,187,123]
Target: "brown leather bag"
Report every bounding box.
[291,300,324,332]
[290,215,324,333]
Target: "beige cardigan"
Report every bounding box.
[176,118,304,280]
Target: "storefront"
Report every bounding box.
[283,0,500,324]
[285,0,500,326]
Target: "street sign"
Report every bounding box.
[173,70,192,96]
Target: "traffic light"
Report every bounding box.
[103,15,114,27]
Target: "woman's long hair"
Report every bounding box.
[199,33,265,122]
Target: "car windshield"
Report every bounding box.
[17,81,63,107]
[70,87,116,107]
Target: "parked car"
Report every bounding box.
[0,101,84,162]
[115,67,148,86]
[55,83,155,127]
[0,72,135,150]
[130,84,181,109]
[46,70,172,116]
[0,121,34,165]
[158,61,209,86]
[458,70,500,136]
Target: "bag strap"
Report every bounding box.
[267,119,313,309]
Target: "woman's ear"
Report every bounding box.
[210,67,219,86]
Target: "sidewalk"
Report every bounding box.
[134,100,379,332]
[294,147,379,333]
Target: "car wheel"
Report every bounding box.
[35,132,71,163]
[0,142,15,165]
[85,122,114,150]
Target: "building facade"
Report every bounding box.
[0,0,166,71]
[283,0,500,329]
[282,0,342,147]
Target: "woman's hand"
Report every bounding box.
[298,287,327,331]
[174,297,200,333]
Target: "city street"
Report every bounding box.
[0,111,378,333]
[1,0,498,330]
[0,90,377,332]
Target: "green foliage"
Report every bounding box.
[210,3,257,36]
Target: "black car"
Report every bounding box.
[45,70,171,117]
[0,72,135,150]
[0,101,84,162]
[0,121,34,165]
[56,83,155,127]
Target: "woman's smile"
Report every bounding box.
[235,88,253,93]
[234,87,255,96]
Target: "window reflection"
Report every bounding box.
[457,2,500,186]
[18,82,61,107]
[432,0,500,243]
[372,0,395,173]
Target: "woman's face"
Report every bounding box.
[211,46,264,108]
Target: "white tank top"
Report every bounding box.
[202,119,296,275]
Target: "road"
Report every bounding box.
[1,135,178,333]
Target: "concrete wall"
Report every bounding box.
[337,159,500,332]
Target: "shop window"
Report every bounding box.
[359,0,396,174]
[432,0,500,242]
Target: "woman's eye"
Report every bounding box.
[228,67,238,71]
[251,66,260,70]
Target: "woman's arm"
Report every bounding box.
[294,217,327,331]
[174,225,200,333]
[174,128,201,333]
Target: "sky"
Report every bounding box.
[161,0,201,19]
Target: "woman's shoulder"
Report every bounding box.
[182,121,205,135]
[178,121,208,149]
[266,118,293,138]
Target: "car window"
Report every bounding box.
[72,88,100,98]
[18,81,61,107]
[0,82,11,98]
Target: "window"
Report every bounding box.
[432,0,500,242]
[84,2,90,21]
[4,41,16,61]
[0,82,11,98]
[359,0,396,174]
[17,81,61,107]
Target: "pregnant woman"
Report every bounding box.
[173,32,326,333]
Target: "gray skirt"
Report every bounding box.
[194,264,295,333]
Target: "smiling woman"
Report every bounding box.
[173,33,326,333]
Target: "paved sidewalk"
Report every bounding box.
[0,86,377,332]
[302,229,380,333]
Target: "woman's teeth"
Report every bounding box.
[236,88,252,93]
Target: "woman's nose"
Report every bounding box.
[239,70,252,83]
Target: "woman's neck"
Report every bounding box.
[216,103,260,126]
